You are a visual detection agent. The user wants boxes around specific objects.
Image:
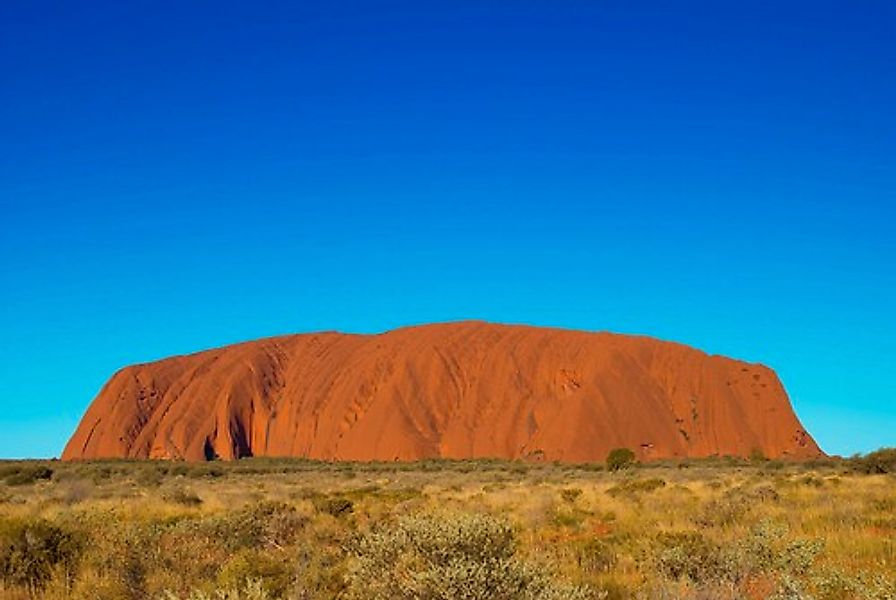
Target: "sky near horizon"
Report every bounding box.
[1,1,894,459]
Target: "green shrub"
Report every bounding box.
[550,508,586,529]
[314,496,354,518]
[750,448,768,463]
[71,516,154,599]
[163,486,203,506]
[162,578,271,600]
[591,576,631,600]
[170,464,191,478]
[4,465,53,486]
[733,521,824,578]
[217,550,291,597]
[810,568,896,600]
[576,538,617,574]
[187,465,226,479]
[346,512,591,599]
[560,488,583,503]
[135,465,165,486]
[651,530,724,583]
[849,447,896,474]
[212,501,308,549]
[693,484,777,528]
[606,478,666,497]
[606,448,636,472]
[0,518,82,590]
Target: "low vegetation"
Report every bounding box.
[0,449,893,599]
[848,447,896,474]
[605,448,636,472]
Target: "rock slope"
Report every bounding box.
[62,321,822,462]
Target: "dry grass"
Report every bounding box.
[0,456,893,599]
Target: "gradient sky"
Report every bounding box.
[1,1,894,459]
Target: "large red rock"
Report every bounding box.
[62,321,822,462]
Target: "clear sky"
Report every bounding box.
[1,1,894,459]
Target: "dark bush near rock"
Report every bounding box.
[606,448,636,471]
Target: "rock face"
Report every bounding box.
[62,321,822,462]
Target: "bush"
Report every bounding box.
[163,486,203,506]
[606,478,666,497]
[810,568,896,600]
[606,448,636,472]
[3,465,53,486]
[313,496,354,518]
[162,578,271,600]
[651,531,724,583]
[0,518,82,590]
[217,550,291,597]
[346,512,591,599]
[733,520,823,578]
[68,516,154,599]
[135,464,166,486]
[560,488,583,503]
[211,501,309,550]
[849,447,896,474]
[576,538,617,574]
[750,448,767,462]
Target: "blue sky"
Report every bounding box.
[1,1,894,458]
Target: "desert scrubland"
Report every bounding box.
[0,451,894,600]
